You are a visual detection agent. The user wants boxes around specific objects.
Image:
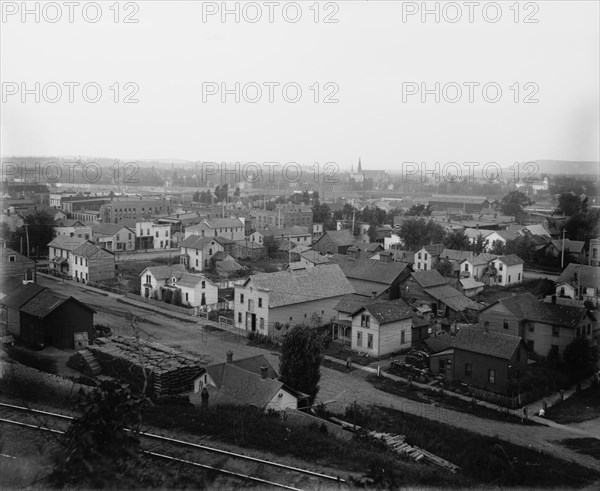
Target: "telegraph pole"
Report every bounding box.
[24,223,30,258]
[561,228,566,269]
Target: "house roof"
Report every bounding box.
[451,328,523,360]
[319,230,355,247]
[216,257,244,273]
[549,239,585,254]
[181,235,218,249]
[54,218,86,227]
[328,255,410,285]
[463,228,497,240]
[91,223,134,237]
[214,237,236,246]
[485,293,589,328]
[334,293,376,314]
[260,226,311,237]
[429,195,489,205]
[423,243,446,256]
[425,285,482,312]
[175,273,214,289]
[351,299,413,325]
[19,289,96,318]
[201,356,288,409]
[201,218,244,229]
[557,264,600,289]
[411,270,448,288]
[521,224,551,237]
[244,264,354,308]
[47,235,88,251]
[423,334,453,353]
[494,254,524,267]
[142,264,187,281]
[0,283,45,309]
[300,250,329,265]
[72,241,112,257]
[211,251,229,261]
[459,277,485,290]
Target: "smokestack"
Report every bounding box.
[226,350,233,363]
[260,366,268,379]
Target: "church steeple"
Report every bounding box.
[357,158,362,173]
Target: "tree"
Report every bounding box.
[234,186,241,198]
[436,259,454,277]
[13,211,55,257]
[555,193,583,216]
[473,234,487,254]
[499,191,533,219]
[444,230,469,250]
[49,380,154,488]
[565,210,600,242]
[192,191,200,202]
[262,235,279,259]
[398,218,446,251]
[563,337,595,382]
[279,324,323,406]
[405,203,432,217]
[489,240,505,255]
[367,225,377,243]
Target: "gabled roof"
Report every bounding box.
[483,292,589,328]
[463,228,497,240]
[47,235,88,251]
[199,218,244,229]
[300,250,329,265]
[548,239,585,254]
[91,223,134,237]
[181,235,218,249]
[425,285,482,312]
[19,289,96,318]
[318,230,355,247]
[214,237,236,246]
[0,283,45,309]
[422,243,446,256]
[328,255,410,285]
[351,299,413,324]
[141,264,187,281]
[54,218,86,227]
[243,264,354,308]
[451,328,523,360]
[175,273,214,289]
[494,254,524,267]
[72,241,112,257]
[410,270,447,288]
[557,264,599,289]
[459,277,485,290]
[334,293,376,314]
[260,226,311,237]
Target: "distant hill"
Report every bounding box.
[510,160,599,176]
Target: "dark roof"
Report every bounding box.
[452,328,523,360]
[334,293,376,314]
[557,264,599,289]
[214,237,236,246]
[328,255,410,285]
[48,235,88,250]
[494,254,524,267]
[0,283,45,309]
[321,230,355,247]
[91,223,134,236]
[229,355,279,379]
[245,264,354,308]
[549,239,585,254]
[485,293,589,328]
[19,289,96,318]
[423,244,446,256]
[424,285,482,312]
[181,235,218,249]
[352,299,413,324]
[142,264,187,281]
[423,334,453,353]
[411,270,448,288]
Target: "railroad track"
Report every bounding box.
[0,402,348,490]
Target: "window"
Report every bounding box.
[8,255,16,262]
[367,334,373,349]
[401,330,406,345]
[499,263,503,271]
[145,274,151,283]
[552,325,560,337]
[361,314,370,327]
[518,273,521,281]
[488,369,495,384]
[260,318,264,330]
[418,252,421,259]
[550,344,559,358]
[185,293,189,301]
[498,275,503,283]
[526,340,534,352]
[258,298,262,308]
[438,359,445,374]
[503,319,509,330]
[464,363,472,377]
[240,294,244,304]
[464,264,469,272]
[424,253,428,260]
[528,323,534,333]
[196,259,199,267]
[423,264,428,270]
[201,281,205,289]
[129,233,132,240]
[357,331,362,347]
[508,275,511,283]
[238,313,242,323]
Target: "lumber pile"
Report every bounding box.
[370,432,460,473]
[88,337,208,398]
[68,349,103,377]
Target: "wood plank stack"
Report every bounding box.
[370,432,459,473]
[88,337,208,398]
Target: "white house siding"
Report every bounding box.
[556,283,577,299]
[351,317,412,356]
[461,260,487,281]
[153,225,171,249]
[491,260,523,286]
[525,321,590,359]
[414,247,434,271]
[179,281,218,307]
[266,389,298,411]
[384,234,402,249]
[233,283,271,334]
[268,297,344,334]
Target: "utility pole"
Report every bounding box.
[561,228,566,269]
[352,208,355,235]
[24,223,30,258]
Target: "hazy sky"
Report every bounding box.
[1,0,599,170]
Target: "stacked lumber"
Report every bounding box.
[88,336,207,398]
[370,432,459,473]
[68,349,103,377]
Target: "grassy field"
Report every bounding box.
[560,438,600,460]
[546,386,600,423]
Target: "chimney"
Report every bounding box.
[226,350,233,363]
[260,366,268,379]
[371,290,377,299]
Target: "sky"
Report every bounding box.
[1,0,599,171]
